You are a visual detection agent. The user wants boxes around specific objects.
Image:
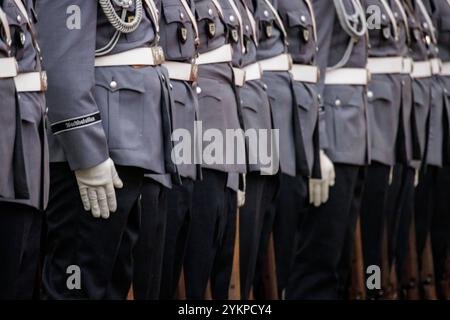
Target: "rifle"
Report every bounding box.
[403,217,420,300]
[420,234,437,300]
[176,268,187,300]
[349,217,366,300]
[228,209,241,300]
[262,233,279,300]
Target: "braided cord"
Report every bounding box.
[98,0,143,34]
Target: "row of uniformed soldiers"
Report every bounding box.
[0,0,449,300]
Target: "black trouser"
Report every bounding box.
[286,165,366,300]
[133,178,168,300]
[253,173,280,300]
[42,163,144,300]
[0,203,42,300]
[273,174,309,298]
[432,167,450,298]
[386,165,415,279]
[239,173,267,300]
[360,162,391,298]
[415,166,439,271]
[159,178,194,300]
[184,169,237,300]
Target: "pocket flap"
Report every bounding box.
[95,68,146,93]
[162,3,190,24]
[293,82,314,111]
[324,86,359,107]
[287,10,311,28]
[196,2,216,21]
[368,79,393,103]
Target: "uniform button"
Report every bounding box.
[301,15,306,22]
[381,14,387,20]
[196,86,202,95]
[208,8,213,16]
[401,80,405,86]
[263,84,268,91]
[367,91,373,99]
[230,15,235,22]
[110,81,118,89]
[245,25,250,31]
[335,99,341,107]
[264,10,269,17]
[423,22,428,29]
[240,100,244,105]
[17,15,22,23]
[394,12,399,18]
[180,12,185,19]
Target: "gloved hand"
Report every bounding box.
[309,150,336,207]
[75,158,123,219]
[237,174,246,208]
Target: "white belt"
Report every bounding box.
[430,58,442,75]
[290,64,320,83]
[196,44,233,65]
[411,61,432,79]
[402,58,413,74]
[442,62,450,77]
[232,62,262,87]
[14,71,47,92]
[367,57,404,74]
[0,57,18,78]
[163,61,198,82]
[94,47,165,67]
[324,68,370,85]
[259,53,292,72]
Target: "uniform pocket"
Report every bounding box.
[293,82,314,111]
[161,2,195,60]
[95,68,146,150]
[324,86,365,151]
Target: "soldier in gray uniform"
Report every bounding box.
[358,0,411,299]
[183,0,246,299]
[420,0,450,299]
[0,0,49,299]
[154,0,200,300]
[249,0,307,299]
[219,0,276,300]
[37,0,175,299]
[274,0,332,298]
[287,0,370,300]
[388,0,434,296]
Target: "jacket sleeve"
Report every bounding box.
[36,0,109,170]
[312,0,335,150]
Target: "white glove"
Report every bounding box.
[237,174,246,208]
[309,151,336,207]
[75,158,123,219]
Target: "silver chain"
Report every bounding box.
[98,0,143,34]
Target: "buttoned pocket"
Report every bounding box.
[196,1,225,44]
[286,9,313,57]
[95,68,146,150]
[161,2,196,60]
[324,86,365,151]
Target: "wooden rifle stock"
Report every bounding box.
[350,217,366,300]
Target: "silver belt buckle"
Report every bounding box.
[190,64,198,82]
[152,46,165,65]
[40,71,48,92]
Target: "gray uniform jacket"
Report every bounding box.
[428,0,450,165]
[421,0,445,167]
[226,0,274,175]
[0,6,23,201]
[362,0,405,166]
[404,0,435,169]
[313,0,370,166]
[194,0,246,175]
[255,0,309,178]
[37,0,174,178]
[278,0,321,177]
[145,0,201,188]
[1,0,49,210]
